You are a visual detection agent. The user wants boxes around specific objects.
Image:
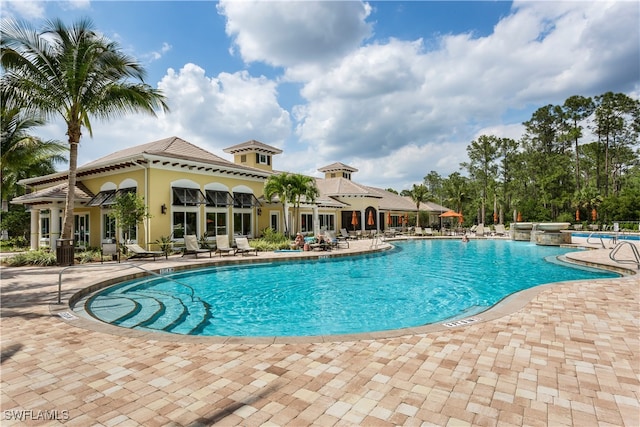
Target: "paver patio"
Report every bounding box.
[1,239,638,426]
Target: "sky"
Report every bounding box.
[3,0,639,191]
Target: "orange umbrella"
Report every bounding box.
[367,211,374,226]
[351,211,358,227]
[386,212,392,226]
[458,211,464,225]
[517,212,522,222]
[591,208,597,221]
[493,212,498,224]
[575,210,580,221]
[439,210,462,218]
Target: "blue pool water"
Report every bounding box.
[572,232,639,241]
[84,240,619,337]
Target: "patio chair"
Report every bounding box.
[183,235,212,258]
[414,227,424,236]
[125,244,164,260]
[235,237,258,256]
[494,224,507,236]
[101,243,120,263]
[474,224,485,237]
[215,235,235,257]
[340,228,358,240]
[423,227,434,236]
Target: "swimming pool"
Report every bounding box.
[81,240,619,337]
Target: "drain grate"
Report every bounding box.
[442,317,479,328]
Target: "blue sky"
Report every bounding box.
[3,1,639,190]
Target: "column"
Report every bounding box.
[30,208,39,250]
[313,205,320,236]
[50,207,61,247]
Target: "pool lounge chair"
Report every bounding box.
[474,224,485,237]
[414,227,424,236]
[215,235,235,257]
[235,237,258,256]
[494,224,507,236]
[101,243,120,263]
[340,228,358,240]
[183,235,213,258]
[125,244,164,260]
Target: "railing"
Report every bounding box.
[609,241,640,269]
[57,262,193,304]
[586,232,607,249]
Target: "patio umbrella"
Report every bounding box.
[576,210,580,221]
[351,211,358,230]
[517,211,522,222]
[386,211,392,226]
[493,212,498,224]
[591,208,597,221]
[458,211,464,225]
[367,210,374,226]
[439,210,462,218]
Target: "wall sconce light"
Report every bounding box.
[257,208,262,216]
[161,204,167,215]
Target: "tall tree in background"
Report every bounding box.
[264,172,294,236]
[560,95,594,193]
[1,18,169,241]
[594,92,640,197]
[496,137,519,224]
[462,135,499,224]
[288,174,319,233]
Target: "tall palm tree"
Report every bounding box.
[1,18,169,240]
[288,174,319,233]
[264,172,294,236]
[407,183,430,227]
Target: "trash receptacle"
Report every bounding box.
[56,239,74,266]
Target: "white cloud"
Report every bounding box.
[218,0,372,69]
[3,0,46,20]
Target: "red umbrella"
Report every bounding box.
[351,211,358,229]
[367,211,374,226]
[576,210,580,221]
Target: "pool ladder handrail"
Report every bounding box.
[609,241,640,269]
[57,262,195,304]
[586,231,618,249]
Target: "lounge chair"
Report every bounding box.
[340,228,358,240]
[423,227,434,236]
[101,243,120,263]
[414,227,424,236]
[494,224,506,236]
[235,237,258,256]
[475,224,485,237]
[215,235,235,257]
[183,235,212,258]
[125,244,164,260]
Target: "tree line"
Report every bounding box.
[402,92,640,228]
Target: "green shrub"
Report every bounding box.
[250,239,291,252]
[261,228,288,244]
[3,250,57,266]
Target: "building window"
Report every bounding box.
[74,214,90,247]
[256,153,270,165]
[240,154,247,163]
[233,212,252,236]
[330,173,336,178]
[233,192,258,208]
[173,187,206,206]
[87,188,136,207]
[206,212,227,236]
[319,214,335,231]
[301,213,313,233]
[40,213,50,240]
[173,211,197,239]
[103,214,116,242]
[206,190,233,207]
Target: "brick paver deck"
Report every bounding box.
[1,238,638,426]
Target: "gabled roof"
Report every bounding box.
[318,162,358,173]
[223,139,283,155]
[364,187,417,211]
[19,136,271,186]
[83,136,229,168]
[11,182,93,205]
[315,177,379,198]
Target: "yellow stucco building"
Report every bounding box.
[12,136,447,250]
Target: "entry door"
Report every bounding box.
[270,212,279,232]
[74,214,90,247]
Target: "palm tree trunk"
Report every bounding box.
[61,140,79,240]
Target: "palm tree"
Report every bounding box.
[288,174,319,233]
[407,184,430,227]
[1,106,66,208]
[264,172,294,236]
[1,18,169,240]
